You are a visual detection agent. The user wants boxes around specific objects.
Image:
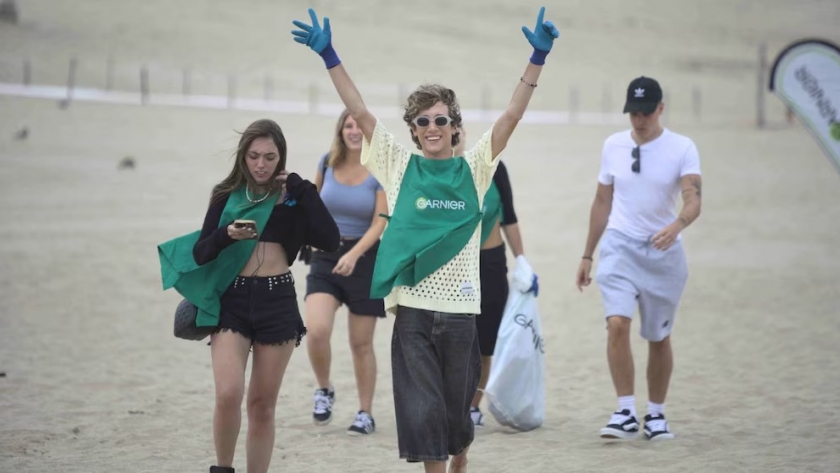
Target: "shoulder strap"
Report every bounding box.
[320,153,329,174]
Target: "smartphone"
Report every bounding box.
[233,219,257,231]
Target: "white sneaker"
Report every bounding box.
[470,406,484,427]
[643,413,675,441]
[347,411,376,436]
[600,409,640,439]
[312,386,334,426]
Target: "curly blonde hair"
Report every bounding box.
[402,84,462,150]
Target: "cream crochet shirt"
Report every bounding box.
[361,120,499,315]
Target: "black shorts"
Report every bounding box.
[305,239,385,317]
[216,272,306,346]
[476,244,509,356]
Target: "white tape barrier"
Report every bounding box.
[0,82,627,126]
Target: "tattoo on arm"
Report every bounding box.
[689,176,702,198]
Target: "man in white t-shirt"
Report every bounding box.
[576,76,702,441]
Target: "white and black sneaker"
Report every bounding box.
[312,386,335,426]
[643,413,675,441]
[470,407,484,427]
[347,411,375,436]
[599,409,640,439]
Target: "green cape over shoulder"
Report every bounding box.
[157,187,275,326]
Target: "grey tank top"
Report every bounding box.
[317,154,383,238]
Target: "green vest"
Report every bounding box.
[157,187,275,327]
[480,180,503,245]
[370,154,482,299]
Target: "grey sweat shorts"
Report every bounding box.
[595,229,689,341]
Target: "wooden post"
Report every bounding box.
[0,0,19,24]
[140,65,149,105]
[227,74,236,109]
[398,83,407,108]
[66,58,77,102]
[481,85,491,121]
[757,42,767,128]
[22,58,30,85]
[601,84,612,114]
[105,55,114,91]
[569,86,579,123]
[182,68,191,96]
[692,86,702,122]
[264,73,272,101]
[308,81,318,114]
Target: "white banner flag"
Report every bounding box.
[769,39,840,174]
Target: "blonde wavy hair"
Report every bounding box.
[326,109,353,168]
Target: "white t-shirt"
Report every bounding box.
[598,128,701,241]
[361,120,499,315]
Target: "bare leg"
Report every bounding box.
[210,331,252,467]
[606,316,634,397]
[424,461,446,473]
[304,293,340,388]
[470,356,492,408]
[449,446,469,473]
[647,336,673,404]
[245,341,295,473]
[348,313,378,414]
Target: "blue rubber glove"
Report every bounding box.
[291,8,341,69]
[529,275,540,297]
[521,6,560,65]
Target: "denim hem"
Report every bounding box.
[450,441,472,457]
[400,452,448,462]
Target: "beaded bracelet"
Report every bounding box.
[520,77,538,88]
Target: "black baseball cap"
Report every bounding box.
[623,76,662,114]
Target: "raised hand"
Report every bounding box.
[291,8,332,54]
[521,6,560,53]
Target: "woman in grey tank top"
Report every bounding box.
[303,109,388,436]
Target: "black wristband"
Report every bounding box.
[582,256,593,261]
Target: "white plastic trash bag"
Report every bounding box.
[483,286,545,431]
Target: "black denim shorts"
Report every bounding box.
[216,272,306,346]
[477,244,509,356]
[305,239,385,317]
[391,306,481,462]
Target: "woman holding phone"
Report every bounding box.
[191,118,340,473]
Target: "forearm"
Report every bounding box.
[583,201,611,258]
[327,64,369,120]
[506,62,543,121]
[193,226,235,265]
[193,196,235,265]
[501,223,525,257]
[677,197,701,230]
[492,62,544,157]
[348,219,386,257]
[677,174,702,230]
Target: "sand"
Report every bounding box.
[1,1,840,472]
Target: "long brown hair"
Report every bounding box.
[326,109,352,168]
[210,119,287,204]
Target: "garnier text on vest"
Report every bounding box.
[422,200,466,210]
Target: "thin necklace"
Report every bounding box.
[246,185,270,203]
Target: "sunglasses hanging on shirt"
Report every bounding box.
[631,146,641,173]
